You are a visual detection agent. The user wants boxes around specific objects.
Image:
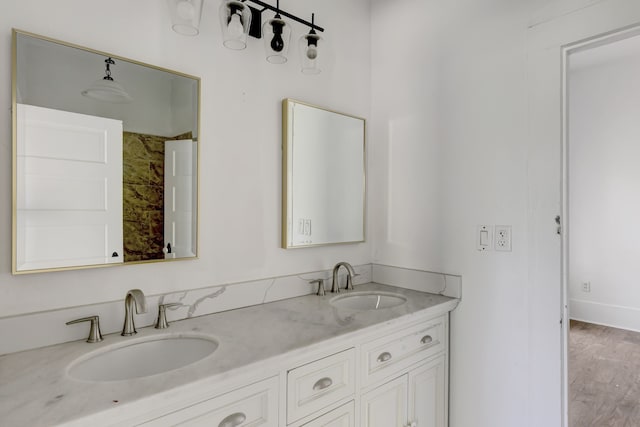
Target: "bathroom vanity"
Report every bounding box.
[0,283,458,427]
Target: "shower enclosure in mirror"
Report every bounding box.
[282,99,366,248]
[12,29,200,274]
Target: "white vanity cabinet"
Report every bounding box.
[359,315,448,427]
[138,314,448,427]
[289,314,448,427]
[0,283,456,427]
[137,376,279,427]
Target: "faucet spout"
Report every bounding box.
[122,289,147,336]
[331,262,357,293]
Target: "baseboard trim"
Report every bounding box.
[569,298,640,333]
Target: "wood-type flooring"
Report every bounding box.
[569,320,640,426]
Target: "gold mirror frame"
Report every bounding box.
[12,29,201,274]
[281,98,366,249]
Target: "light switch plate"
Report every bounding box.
[477,225,493,251]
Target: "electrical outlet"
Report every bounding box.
[495,225,512,251]
[582,282,591,292]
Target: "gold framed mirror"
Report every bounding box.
[12,29,200,274]
[282,99,366,248]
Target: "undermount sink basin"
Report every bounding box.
[330,291,408,311]
[67,334,218,382]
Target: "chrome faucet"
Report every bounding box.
[331,262,356,293]
[122,289,147,336]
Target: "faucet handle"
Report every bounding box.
[310,279,325,296]
[66,316,103,343]
[154,303,181,329]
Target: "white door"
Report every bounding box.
[360,375,408,427]
[164,139,197,259]
[16,104,123,271]
[408,356,446,427]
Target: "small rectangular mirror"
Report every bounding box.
[12,30,200,274]
[282,99,366,248]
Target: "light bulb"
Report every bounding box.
[270,19,285,52]
[306,45,318,60]
[271,33,284,52]
[228,13,244,38]
[176,0,195,19]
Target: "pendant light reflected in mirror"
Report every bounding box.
[263,0,291,64]
[219,0,252,50]
[299,13,323,74]
[81,57,133,103]
[167,0,204,36]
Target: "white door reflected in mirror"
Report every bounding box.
[16,104,123,272]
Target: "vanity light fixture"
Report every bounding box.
[167,0,204,36]
[168,0,325,72]
[299,13,323,74]
[81,57,133,103]
[262,0,291,64]
[219,0,252,50]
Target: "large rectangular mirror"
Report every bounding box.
[12,30,200,274]
[282,99,365,248]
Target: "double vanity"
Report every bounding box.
[7,29,458,427]
[0,281,458,427]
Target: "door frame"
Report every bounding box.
[561,23,640,426]
[527,1,640,426]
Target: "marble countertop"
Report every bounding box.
[0,283,457,426]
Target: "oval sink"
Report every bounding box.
[330,291,407,311]
[68,335,218,382]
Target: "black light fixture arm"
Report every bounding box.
[241,0,324,32]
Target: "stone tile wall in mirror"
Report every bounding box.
[12,30,200,274]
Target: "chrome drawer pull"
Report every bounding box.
[313,377,333,391]
[420,335,433,345]
[377,351,392,363]
[218,412,246,427]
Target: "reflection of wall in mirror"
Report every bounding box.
[291,104,364,246]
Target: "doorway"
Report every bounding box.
[565,30,640,426]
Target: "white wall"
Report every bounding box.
[370,0,550,426]
[0,0,372,317]
[371,1,640,426]
[569,36,640,331]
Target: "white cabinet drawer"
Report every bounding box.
[287,348,356,424]
[300,401,354,427]
[138,376,278,427]
[361,316,445,388]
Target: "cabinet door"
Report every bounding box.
[408,356,446,427]
[301,401,354,427]
[360,375,407,427]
